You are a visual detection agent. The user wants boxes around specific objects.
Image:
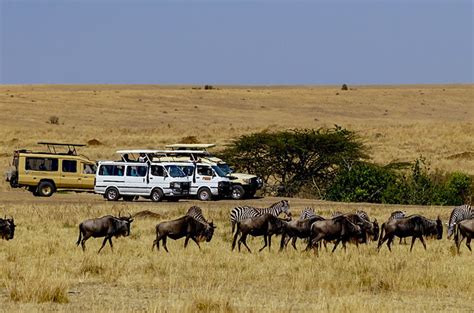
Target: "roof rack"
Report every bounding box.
[165,144,216,150]
[37,142,86,155]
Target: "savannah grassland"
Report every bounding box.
[0,84,473,312]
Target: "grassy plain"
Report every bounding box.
[0,84,473,312]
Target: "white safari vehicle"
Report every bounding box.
[94,150,190,202]
[163,144,263,200]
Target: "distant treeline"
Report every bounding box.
[220,127,472,205]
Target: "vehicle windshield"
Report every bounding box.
[217,163,232,175]
[212,165,227,177]
[179,165,195,177]
[165,165,187,178]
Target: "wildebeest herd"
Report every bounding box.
[1,202,473,254]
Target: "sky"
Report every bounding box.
[0,0,472,85]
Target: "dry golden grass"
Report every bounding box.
[0,191,473,312]
[0,84,473,311]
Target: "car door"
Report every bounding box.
[60,159,81,188]
[80,162,96,189]
[195,164,215,192]
[124,164,149,195]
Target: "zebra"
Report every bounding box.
[230,200,290,234]
[447,204,473,239]
[299,207,316,220]
[186,206,209,224]
[356,210,370,221]
[331,211,344,217]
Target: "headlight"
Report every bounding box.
[170,182,179,188]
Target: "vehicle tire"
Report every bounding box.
[9,174,18,188]
[105,187,120,201]
[151,188,164,202]
[231,185,245,200]
[37,181,55,197]
[122,195,135,202]
[197,188,212,201]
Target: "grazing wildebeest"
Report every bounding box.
[232,213,288,253]
[76,214,133,253]
[377,215,442,252]
[152,215,216,253]
[454,219,474,253]
[0,216,15,241]
[306,215,363,255]
[279,215,325,251]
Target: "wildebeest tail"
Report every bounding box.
[378,223,385,246]
[76,224,83,246]
[453,223,459,248]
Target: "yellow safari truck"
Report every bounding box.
[6,142,96,197]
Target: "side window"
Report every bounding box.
[151,165,165,177]
[62,160,77,173]
[83,163,96,174]
[197,165,213,176]
[25,157,58,172]
[180,166,194,176]
[126,166,147,177]
[99,165,124,176]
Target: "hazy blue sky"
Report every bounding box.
[0,0,472,85]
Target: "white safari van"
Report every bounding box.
[94,151,190,201]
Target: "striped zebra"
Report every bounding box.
[299,207,316,220]
[230,200,290,234]
[447,204,473,239]
[186,206,209,224]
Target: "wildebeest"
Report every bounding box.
[0,216,15,241]
[377,215,442,252]
[306,215,363,255]
[76,214,134,253]
[454,218,474,252]
[232,213,288,253]
[152,215,216,252]
[279,215,325,251]
[343,213,379,243]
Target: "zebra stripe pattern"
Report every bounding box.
[186,206,209,225]
[230,200,290,233]
[299,207,316,220]
[447,204,473,238]
[356,210,370,222]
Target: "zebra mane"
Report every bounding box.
[186,206,210,225]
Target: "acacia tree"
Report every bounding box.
[220,126,368,197]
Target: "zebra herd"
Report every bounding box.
[230,201,474,253]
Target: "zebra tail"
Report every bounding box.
[231,222,235,234]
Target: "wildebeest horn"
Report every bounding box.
[128,213,132,219]
[118,211,122,218]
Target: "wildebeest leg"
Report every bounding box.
[279,234,287,252]
[291,237,298,250]
[331,239,341,253]
[191,237,202,249]
[232,230,240,251]
[386,236,394,252]
[80,235,90,252]
[108,237,114,252]
[409,236,417,252]
[418,236,427,250]
[240,234,252,253]
[377,234,389,250]
[162,236,169,253]
[184,235,191,248]
[259,235,268,252]
[98,237,109,254]
[466,237,472,251]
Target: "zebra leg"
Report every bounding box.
[259,235,268,252]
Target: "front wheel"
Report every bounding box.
[231,185,245,200]
[151,188,164,202]
[105,187,120,201]
[197,188,212,201]
[37,181,55,197]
